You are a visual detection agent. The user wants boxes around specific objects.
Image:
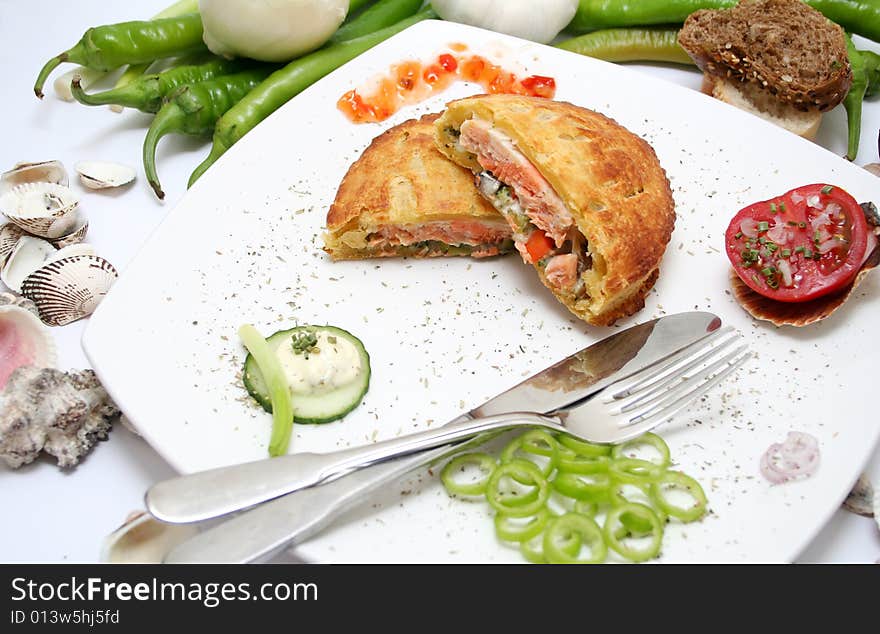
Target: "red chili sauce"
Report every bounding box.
[338,44,557,124]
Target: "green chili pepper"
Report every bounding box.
[863,49,880,97]
[109,0,201,98]
[348,0,374,13]
[34,13,207,99]
[569,1,880,44]
[143,68,275,199]
[331,0,423,43]
[844,35,868,161]
[71,56,268,114]
[188,8,436,187]
[556,28,692,64]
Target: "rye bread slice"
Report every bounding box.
[678,0,851,112]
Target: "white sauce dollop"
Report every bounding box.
[274,331,362,395]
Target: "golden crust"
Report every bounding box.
[434,94,675,325]
[324,114,505,260]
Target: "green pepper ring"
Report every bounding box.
[485,459,550,517]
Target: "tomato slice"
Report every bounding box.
[725,184,869,302]
[525,229,555,262]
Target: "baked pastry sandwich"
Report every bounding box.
[434,94,675,326]
[324,114,513,260]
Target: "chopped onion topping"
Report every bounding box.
[806,194,823,209]
[760,431,820,484]
[777,258,793,286]
[810,211,831,232]
[740,218,759,238]
[817,237,843,254]
[790,191,805,204]
[766,219,789,244]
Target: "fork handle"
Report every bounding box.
[146,411,559,525]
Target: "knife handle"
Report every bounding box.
[163,442,467,563]
[147,411,559,525]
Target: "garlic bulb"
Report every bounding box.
[432,0,578,44]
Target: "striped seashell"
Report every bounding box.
[0,182,79,239]
[0,223,26,267]
[75,161,135,190]
[0,235,56,293]
[21,255,117,327]
[49,212,88,249]
[0,160,68,195]
[44,243,96,265]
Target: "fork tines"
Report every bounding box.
[605,326,750,439]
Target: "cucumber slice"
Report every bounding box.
[242,325,370,424]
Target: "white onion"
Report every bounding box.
[810,211,831,232]
[199,0,348,62]
[790,191,805,204]
[817,238,842,254]
[432,0,578,43]
[825,201,842,219]
[760,431,820,484]
[777,258,793,286]
[740,218,759,238]
[806,194,823,210]
[766,219,788,244]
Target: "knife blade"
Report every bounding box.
[162,311,721,562]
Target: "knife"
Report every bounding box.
[161,311,721,562]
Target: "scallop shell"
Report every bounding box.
[45,243,96,265]
[843,474,874,517]
[0,235,56,293]
[0,223,26,267]
[0,182,79,238]
[0,160,68,195]
[48,211,88,249]
[20,255,117,326]
[0,292,39,316]
[100,511,199,563]
[75,161,136,190]
[731,204,880,327]
[0,304,57,389]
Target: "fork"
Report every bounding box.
[147,327,749,525]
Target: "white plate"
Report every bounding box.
[83,20,880,562]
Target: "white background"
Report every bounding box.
[0,0,877,562]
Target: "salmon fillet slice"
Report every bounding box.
[459,119,573,247]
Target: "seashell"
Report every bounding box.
[48,211,88,249]
[0,304,57,388]
[0,223,26,267]
[0,235,56,293]
[100,511,199,563]
[75,160,136,190]
[0,160,68,195]
[731,205,880,327]
[843,474,874,517]
[0,366,118,468]
[20,255,117,326]
[0,292,39,317]
[0,182,79,239]
[863,163,880,178]
[120,414,142,437]
[44,243,96,265]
